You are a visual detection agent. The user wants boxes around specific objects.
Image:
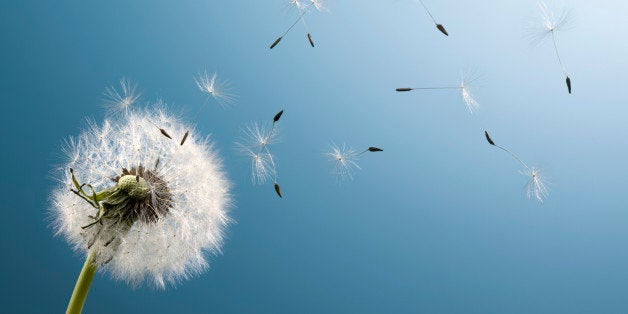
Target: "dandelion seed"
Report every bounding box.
[103,78,141,114]
[52,107,231,311]
[484,130,548,202]
[415,0,448,36]
[525,1,574,94]
[271,0,324,49]
[368,147,383,152]
[236,112,284,196]
[396,70,480,113]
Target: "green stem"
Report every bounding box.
[66,250,98,314]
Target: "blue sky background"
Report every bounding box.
[1,0,628,313]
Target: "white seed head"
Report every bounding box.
[460,72,480,113]
[50,107,232,288]
[103,78,141,114]
[309,0,325,11]
[194,71,237,107]
[327,143,361,182]
[521,167,549,203]
[525,1,574,46]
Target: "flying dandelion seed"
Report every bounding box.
[484,130,548,202]
[271,0,325,49]
[396,71,480,113]
[236,110,284,197]
[525,1,574,94]
[180,71,237,146]
[327,144,382,182]
[103,78,141,114]
[287,0,317,47]
[415,0,448,36]
[51,107,232,312]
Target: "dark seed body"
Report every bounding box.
[274,183,282,198]
[368,147,383,152]
[484,131,495,146]
[273,110,284,122]
[270,37,282,49]
[396,88,413,92]
[307,33,315,47]
[180,131,189,145]
[160,128,172,139]
[436,24,449,36]
[566,76,572,94]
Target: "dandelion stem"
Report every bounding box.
[550,31,567,75]
[66,250,97,314]
[281,9,309,38]
[494,144,530,171]
[417,0,437,24]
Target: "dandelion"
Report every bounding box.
[525,1,574,94]
[396,71,480,113]
[415,0,448,36]
[103,78,141,114]
[270,0,325,49]
[236,110,284,198]
[484,130,548,202]
[327,144,382,182]
[51,107,231,313]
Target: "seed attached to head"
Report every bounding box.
[368,147,383,152]
[160,128,172,139]
[180,131,190,146]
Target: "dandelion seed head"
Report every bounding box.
[327,143,361,182]
[103,78,141,114]
[50,107,232,288]
[460,72,480,113]
[310,0,325,11]
[194,71,236,107]
[521,167,549,203]
[525,1,574,46]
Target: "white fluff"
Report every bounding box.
[50,107,232,288]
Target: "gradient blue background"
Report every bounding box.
[2,0,628,313]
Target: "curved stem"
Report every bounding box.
[66,250,98,314]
